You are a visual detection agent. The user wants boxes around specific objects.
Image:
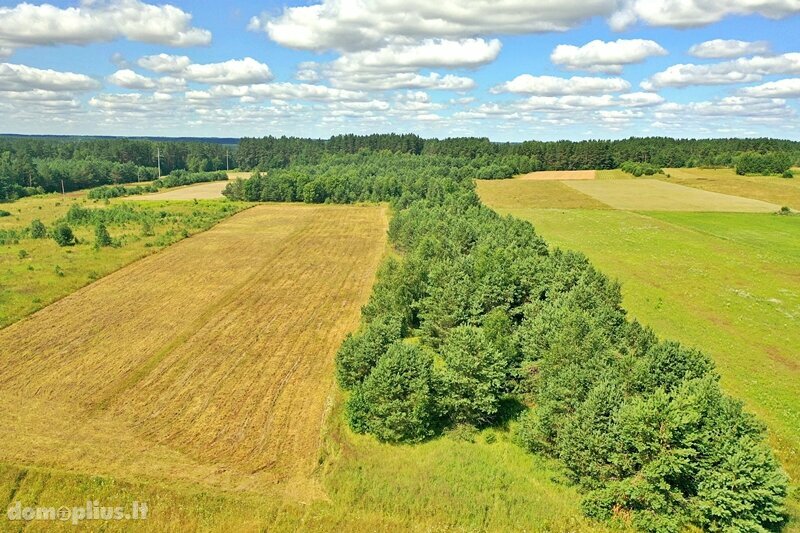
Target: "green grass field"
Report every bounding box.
[0,193,249,328]
[478,168,800,529]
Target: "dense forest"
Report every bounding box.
[0,136,233,200]
[236,133,800,172]
[3,133,798,201]
[224,151,789,532]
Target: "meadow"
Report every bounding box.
[478,169,800,527]
[0,192,249,328]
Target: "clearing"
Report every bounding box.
[565,179,781,212]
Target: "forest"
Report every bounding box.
[3,134,798,202]
[224,150,789,532]
[0,136,232,200]
[236,133,800,172]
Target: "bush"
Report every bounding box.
[346,343,437,443]
[51,223,75,247]
[782,169,794,178]
[0,209,10,217]
[94,222,112,248]
[29,219,47,238]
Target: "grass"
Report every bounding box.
[661,167,800,209]
[564,179,780,211]
[478,171,800,530]
[476,180,609,209]
[0,193,249,328]
[0,202,608,531]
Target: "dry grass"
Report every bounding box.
[134,180,230,200]
[662,167,800,209]
[564,179,781,212]
[515,170,596,180]
[0,203,388,497]
[475,179,610,209]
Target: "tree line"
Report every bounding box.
[227,150,788,531]
[0,136,234,201]
[236,133,800,172]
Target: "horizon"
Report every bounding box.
[1,1,799,141]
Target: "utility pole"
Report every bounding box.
[157,146,162,178]
[60,180,65,197]
[226,149,230,171]
[137,167,141,183]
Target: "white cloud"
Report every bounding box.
[183,57,273,85]
[107,69,156,90]
[0,62,99,92]
[613,0,800,29]
[618,91,664,107]
[250,0,618,52]
[642,53,800,89]
[517,94,617,110]
[655,95,792,119]
[137,54,192,73]
[492,74,630,95]
[741,78,800,98]
[0,0,211,56]
[551,39,666,74]
[336,38,502,71]
[688,39,770,59]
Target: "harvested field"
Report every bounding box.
[0,203,387,494]
[135,179,231,200]
[564,179,781,212]
[476,179,610,209]
[516,170,596,180]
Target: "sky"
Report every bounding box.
[1,0,799,141]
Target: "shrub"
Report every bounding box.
[51,223,75,247]
[94,222,112,248]
[782,169,794,178]
[29,219,47,238]
[18,249,28,259]
[0,209,10,217]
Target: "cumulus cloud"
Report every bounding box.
[251,0,800,51]
[492,74,630,95]
[0,62,99,92]
[183,58,273,85]
[655,95,792,119]
[612,0,800,30]
[688,39,770,59]
[740,78,800,98]
[250,0,617,52]
[551,39,666,74]
[335,38,502,71]
[0,0,211,55]
[298,38,492,92]
[642,53,800,89]
[136,55,273,86]
[107,69,156,90]
[137,53,192,73]
[618,91,664,107]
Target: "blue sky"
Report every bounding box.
[1,0,799,141]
